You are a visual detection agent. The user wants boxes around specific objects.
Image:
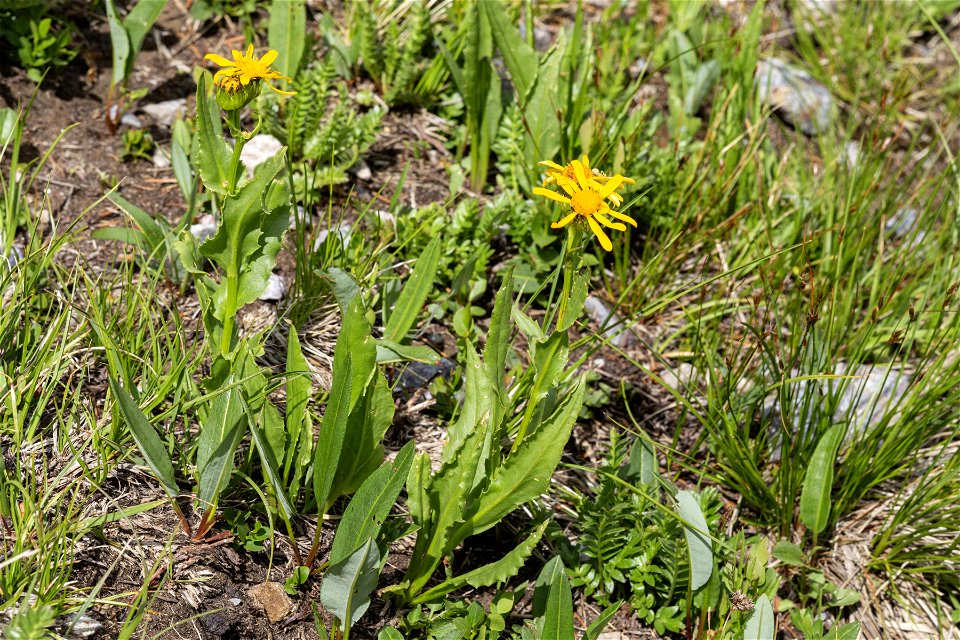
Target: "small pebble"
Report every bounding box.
[349,159,372,181]
[239,134,283,177]
[140,98,188,127]
[755,58,834,136]
[248,581,293,623]
[190,214,218,243]
[259,273,285,302]
[152,149,171,169]
[120,112,143,129]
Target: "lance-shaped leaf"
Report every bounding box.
[800,424,844,535]
[196,382,246,519]
[443,343,494,463]
[383,237,441,343]
[483,270,514,403]
[538,556,574,640]
[193,76,236,195]
[330,441,415,566]
[267,0,305,77]
[404,416,490,595]
[413,520,547,604]
[283,329,312,490]
[321,539,381,628]
[744,594,775,640]
[455,376,585,541]
[676,490,713,591]
[330,371,394,499]
[109,378,178,499]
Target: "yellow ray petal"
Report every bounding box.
[231,48,244,61]
[572,159,589,190]
[587,216,613,251]
[604,208,638,227]
[261,50,279,67]
[599,176,626,199]
[205,53,233,66]
[245,44,254,58]
[594,214,627,231]
[264,79,296,95]
[538,160,564,171]
[556,176,580,197]
[533,187,571,205]
[551,212,578,228]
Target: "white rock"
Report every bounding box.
[140,98,188,127]
[152,149,171,169]
[313,224,352,251]
[259,273,285,302]
[240,134,283,177]
[584,295,636,348]
[120,112,143,129]
[190,214,217,243]
[755,58,834,136]
[62,613,103,639]
[349,159,372,181]
[4,243,23,270]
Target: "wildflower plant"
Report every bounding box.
[110,46,296,539]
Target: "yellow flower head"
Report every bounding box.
[539,155,635,206]
[204,45,296,96]
[533,158,637,252]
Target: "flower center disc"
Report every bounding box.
[571,190,602,216]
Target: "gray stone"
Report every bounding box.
[152,149,170,169]
[61,613,103,638]
[314,224,352,251]
[349,159,372,181]
[248,581,293,623]
[120,112,143,129]
[4,243,23,270]
[768,363,912,458]
[190,214,218,243]
[755,58,834,136]
[584,296,636,348]
[140,98,188,127]
[886,207,925,246]
[239,134,283,177]
[660,363,700,390]
[259,273,285,302]
[395,358,457,394]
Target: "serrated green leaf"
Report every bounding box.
[384,237,441,343]
[321,539,381,628]
[676,490,713,591]
[109,378,178,499]
[744,594,775,640]
[193,76,235,195]
[800,424,844,535]
[444,344,494,463]
[456,376,584,540]
[413,521,547,604]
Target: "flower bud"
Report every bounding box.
[216,75,261,111]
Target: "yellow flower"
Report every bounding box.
[204,44,296,96]
[539,155,634,206]
[533,158,637,252]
